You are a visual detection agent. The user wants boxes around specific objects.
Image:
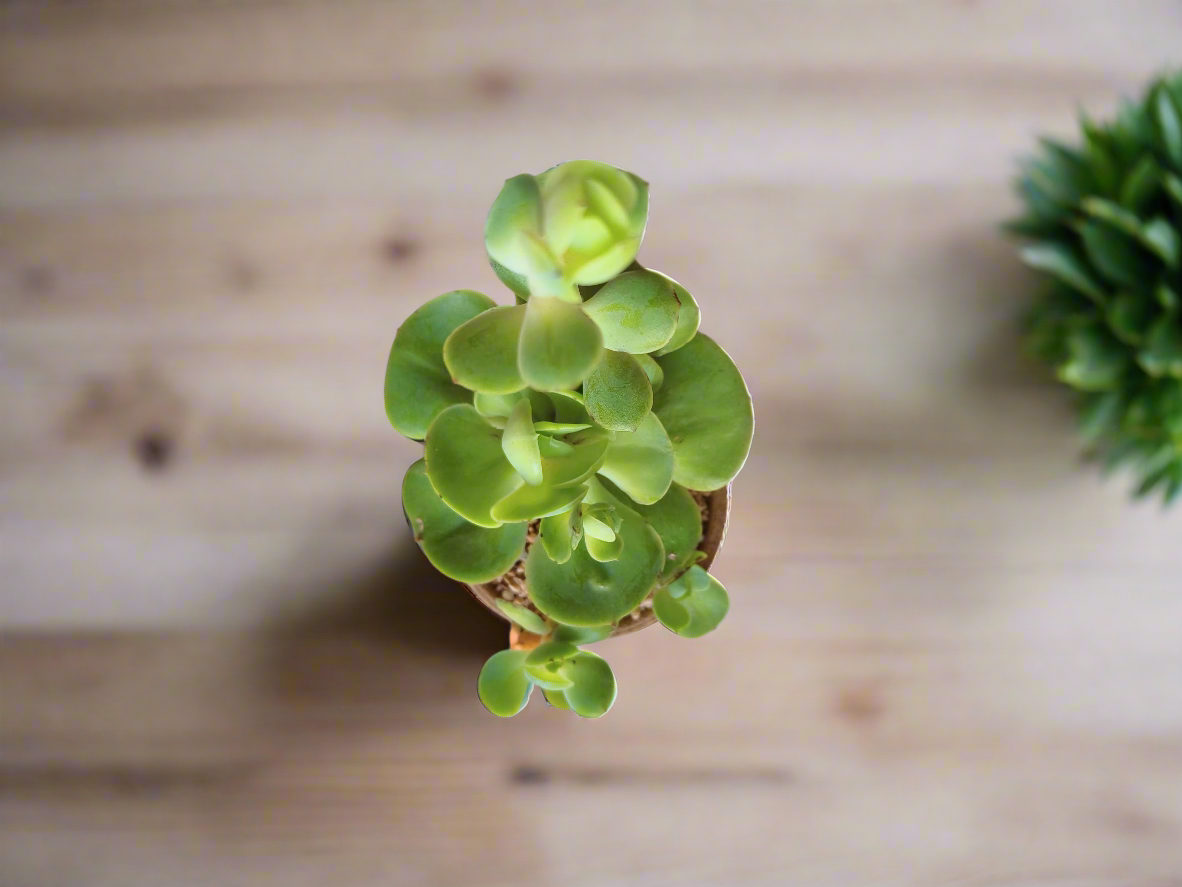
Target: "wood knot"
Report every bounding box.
[473,69,517,101]
[382,237,419,263]
[19,264,56,298]
[833,681,887,726]
[134,429,175,472]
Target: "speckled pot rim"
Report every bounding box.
[462,484,732,648]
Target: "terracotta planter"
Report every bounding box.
[457,485,732,650]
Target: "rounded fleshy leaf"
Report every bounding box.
[524,640,578,690]
[596,410,674,504]
[534,421,592,434]
[652,588,691,632]
[622,481,702,582]
[478,649,533,717]
[542,688,572,709]
[502,399,543,486]
[518,296,604,391]
[485,174,543,279]
[561,651,618,718]
[546,434,610,488]
[654,565,729,638]
[585,530,624,563]
[384,290,496,439]
[584,350,652,432]
[495,599,550,635]
[551,623,612,645]
[443,304,527,395]
[492,479,587,523]
[489,255,531,299]
[537,435,575,458]
[548,389,592,425]
[474,390,554,424]
[536,160,649,286]
[402,460,527,583]
[652,272,702,356]
[582,513,616,542]
[424,405,522,528]
[540,507,580,564]
[582,270,679,354]
[653,333,753,491]
[635,353,664,391]
[526,504,663,626]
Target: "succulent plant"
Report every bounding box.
[385,160,753,717]
[1011,73,1182,503]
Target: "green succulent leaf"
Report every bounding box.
[1141,218,1180,268]
[494,598,550,635]
[478,649,534,717]
[634,353,664,391]
[526,501,664,626]
[384,290,496,439]
[653,565,730,638]
[474,390,554,424]
[542,688,572,710]
[1163,171,1182,207]
[584,350,653,432]
[1057,325,1130,391]
[623,481,703,583]
[652,589,691,631]
[653,333,754,491]
[502,398,543,486]
[533,421,592,434]
[561,651,618,718]
[536,160,649,285]
[652,272,702,356]
[546,434,611,487]
[581,504,618,542]
[1020,242,1107,303]
[1159,283,1181,312]
[537,435,575,458]
[518,295,604,391]
[402,460,527,583]
[582,270,680,353]
[1078,390,1126,444]
[585,528,624,563]
[485,174,544,281]
[595,410,675,505]
[1138,317,1182,378]
[1154,87,1182,167]
[489,255,531,299]
[492,479,587,523]
[524,640,579,690]
[424,405,522,528]
[443,304,527,394]
[551,624,612,645]
[1108,292,1156,345]
[1079,221,1147,289]
[1119,155,1161,212]
[539,506,581,565]
[544,389,585,420]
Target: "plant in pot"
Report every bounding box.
[1011,72,1182,502]
[384,161,753,717]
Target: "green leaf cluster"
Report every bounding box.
[1012,73,1182,503]
[386,161,754,716]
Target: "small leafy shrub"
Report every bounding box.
[385,161,753,716]
[1012,73,1182,502]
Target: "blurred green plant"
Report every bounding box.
[386,160,753,717]
[1011,73,1182,503]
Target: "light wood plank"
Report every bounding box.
[2,633,1180,887]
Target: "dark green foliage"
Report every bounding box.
[1013,73,1182,503]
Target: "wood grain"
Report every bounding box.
[2,1,1182,884]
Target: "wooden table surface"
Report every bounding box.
[3,2,1182,885]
